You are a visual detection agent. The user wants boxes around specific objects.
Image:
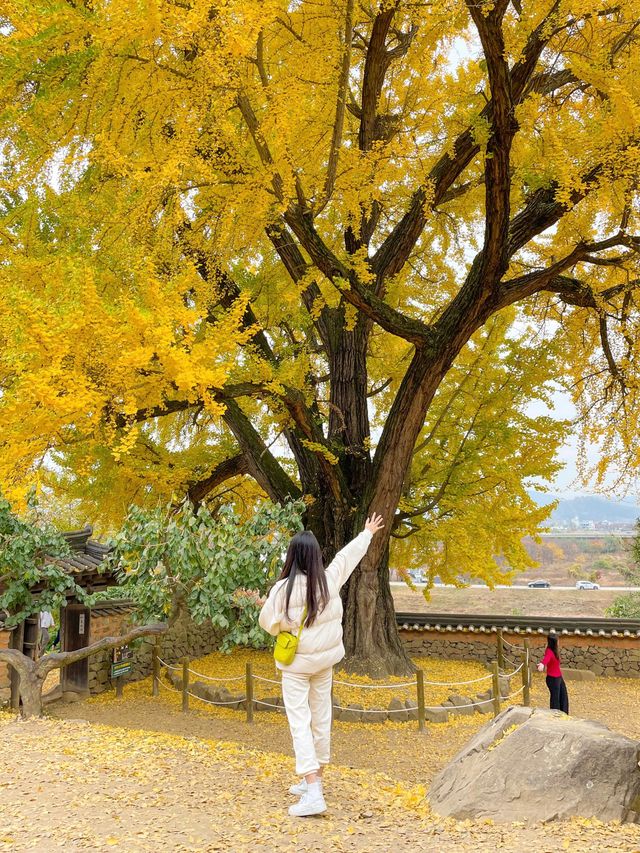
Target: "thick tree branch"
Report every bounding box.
[507,164,604,258]
[498,233,640,308]
[599,314,626,393]
[265,223,337,352]
[38,623,168,678]
[465,0,515,285]
[0,623,168,682]
[222,399,301,502]
[319,0,355,208]
[186,454,250,507]
[358,3,399,153]
[371,1,562,279]
[236,92,285,202]
[284,208,432,344]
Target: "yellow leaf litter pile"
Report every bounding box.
[3,713,640,852]
[92,649,496,718]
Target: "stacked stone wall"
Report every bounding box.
[400,630,640,677]
[88,607,222,695]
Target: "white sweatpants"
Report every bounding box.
[281,667,333,776]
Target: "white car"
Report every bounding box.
[408,569,427,584]
[576,580,600,590]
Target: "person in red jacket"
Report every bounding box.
[537,633,569,714]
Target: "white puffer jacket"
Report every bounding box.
[258,530,373,674]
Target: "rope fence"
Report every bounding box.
[332,678,418,689]
[188,666,245,683]
[145,637,535,731]
[500,634,527,669]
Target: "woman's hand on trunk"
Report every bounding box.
[364,513,385,535]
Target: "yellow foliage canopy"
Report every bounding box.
[1,0,639,593]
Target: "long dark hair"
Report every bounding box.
[279,530,329,627]
[547,633,560,661]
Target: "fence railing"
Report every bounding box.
[145,639,533,731]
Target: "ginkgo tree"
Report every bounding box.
[1,1,640,674]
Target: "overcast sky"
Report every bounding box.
[528,388,639,501]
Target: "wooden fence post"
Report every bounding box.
[416,669,426,732]
[245,662,254,723]
[152,639,160,697]
[497,629,504,670]
[491,661,501,717]
[523,640,531,706]
[181,657,189,713]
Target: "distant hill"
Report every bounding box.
[528,491,639,525]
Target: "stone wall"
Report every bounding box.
[87,603,222,695]
[400,629,640,678]
[0,628,12,703]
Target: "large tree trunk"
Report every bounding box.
[307,494,415,676]
[320,318,415,675]
[17,670,46,719]
[341,545,414,676]
[0,653,44,719]
[337,303,495,675]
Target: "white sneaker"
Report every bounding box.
[289,778,324,796]
[288,784,327,817]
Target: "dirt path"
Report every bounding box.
[3,715,640,853]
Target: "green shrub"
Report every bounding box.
[606,593,640,619]
[110,499,304,651]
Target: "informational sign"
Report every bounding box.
[78,613,85,635]
[111,645,133,678]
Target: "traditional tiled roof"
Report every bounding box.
[395,612,640,639]
[46,525,116,592]
[56,526,112,575]
[0,528,116,629]
[90,598,137,616]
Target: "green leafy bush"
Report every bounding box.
[606,593,640,619]
[110,499,303,651]
[0,492,80,626]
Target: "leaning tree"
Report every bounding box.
[1,1,640,673]
[0,495,166,717]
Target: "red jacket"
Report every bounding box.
[541,648,562,678]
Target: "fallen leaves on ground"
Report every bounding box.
[2,714,640,852]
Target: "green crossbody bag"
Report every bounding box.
[274,606,307,666]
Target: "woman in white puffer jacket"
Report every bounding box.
[258,513,384,817]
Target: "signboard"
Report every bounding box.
[78,613,85,635]
[111,645,133,679]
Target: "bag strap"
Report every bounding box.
[296,605,308,639]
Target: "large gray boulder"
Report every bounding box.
[430,706,640,823]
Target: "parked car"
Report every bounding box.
[576,580,600,590]
[527,579,551,588]
[408,569,427,584]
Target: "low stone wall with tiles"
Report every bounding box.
[399,628,640,678]
[0,628,12,703]
[87,602,222,695]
